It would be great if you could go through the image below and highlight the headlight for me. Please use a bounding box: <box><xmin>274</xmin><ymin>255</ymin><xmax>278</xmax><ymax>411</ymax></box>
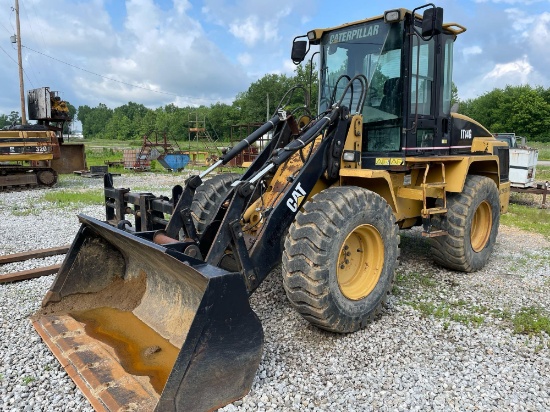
<box><xmin>343</xmin><ymin>151</ymin><xmax>360</xmax><ymax>162</ymax></box>
<box><xmin>307</xmin><ymin>30</ymin><xmax>316</xmax><ymax>41</ymax></box>
<box><xmin>384</xmin><ymin>10</ymin><xmax>400</xmax><ymax>23</ymax></box>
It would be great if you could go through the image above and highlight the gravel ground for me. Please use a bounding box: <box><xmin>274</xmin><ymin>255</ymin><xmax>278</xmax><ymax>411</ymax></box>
<box><xmin>1</xmin><ymin>173</ymin><xmax>549</xmax><ymax>412</ymax></box>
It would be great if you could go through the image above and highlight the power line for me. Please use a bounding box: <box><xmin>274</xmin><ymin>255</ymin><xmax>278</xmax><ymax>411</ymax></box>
<box><xmin>0</xmin><ymin>19</ymin><xmax>11</xmax><ymax>34</ymax></box>
<box><xmin>20</xmin><ymin>0</ymin><xmax>44</xmax><ymax>85</ymax></box>
<box><xmin>26</xmin><ymin>0</ymin><xmax>48</xmax><ymax>53</ymax></box>
<box><xmin>23</xmin><ymin>45</ymin><xmax>225</xmax><ymax>103</ymax></box>
<box><xmin>9</xmin><ymin>6</ymin><xmax>15</xmax><ymax>32</ymax></box>
<box><xmin>0</xmin><ymin>43</ymin><xmax>17</xmax><ymax>64</ymax></box>
<box><xmin>0</xmin><ymin>43</ymin><xmax>35</xmax><ymax>88</ymax></box>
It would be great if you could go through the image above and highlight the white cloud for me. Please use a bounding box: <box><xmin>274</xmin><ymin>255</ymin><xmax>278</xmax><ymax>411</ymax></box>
<box><xmin>483</xmin><ymin>56</ymin><xmax>533</xmax><ymax>80</ymax></box>
<box><xmin>504</xmin><ymin>8</ymin><xmax>536</xmax><ymax>33</ymax></box>
<box><xmin>462</xmin><ymin>45</ymin><xmax>483</xmax><ymax>57</ymax></box>
<box><xmin>0</xmin><ymin>0</ymin><xmax>252</xmax><ymax>111</ymax></box>
<box><xmin>530</xmin><ymin>12</ymin><xmax>550</xmax><ymax>58</ymax></box>
<box><xmin>228</xmin><ymin>7</ymin><xmax>290</xmax><ymax>47</ymax></box>
<box><xmin>229</xmin><ymin>16</ymin><xmax>263</xmax><ymax>46</ymax></box>
<box><xmin>238</xmin><ymin>53</ymin><xmax>252</xmax><ymax>66</ymax></box>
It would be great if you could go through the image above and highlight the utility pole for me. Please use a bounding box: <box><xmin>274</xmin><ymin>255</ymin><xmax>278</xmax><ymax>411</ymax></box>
<box><xmin>15</xmin><ymin>0</ymin><xmax>26</xmax><ymax>125</ymax></box>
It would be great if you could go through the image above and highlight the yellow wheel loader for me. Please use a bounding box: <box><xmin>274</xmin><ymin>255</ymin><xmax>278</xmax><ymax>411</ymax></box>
<box><xmin>33</xmin><ymin>4</ymin><xmax>510</xmax><ymax>411</ymax></box>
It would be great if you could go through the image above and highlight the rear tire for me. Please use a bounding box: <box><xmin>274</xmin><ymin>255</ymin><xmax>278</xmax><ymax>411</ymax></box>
<box><xmin>430</xmin><ymin>175</ymin><xmax>500</xmax><ymax>272</ymax></box>
<box><xmin>190</xmin><ymin>173</ymin><xmax>239</xmax><ymax>234</ymax></box>
<box><xmin>282</xmin><ymin>186</ymin><xmax>399</xmax><ymax>333</ymax></box>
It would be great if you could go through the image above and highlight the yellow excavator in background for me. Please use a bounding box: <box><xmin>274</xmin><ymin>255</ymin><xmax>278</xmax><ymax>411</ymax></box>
<box><xmin>33</xmin><ymin>5</ymin><xmax>509</xmax><ymax>411</ymax></box>
<box><xmin>0</xmin><ymin>87</ymin><xmax>86</xmax><ymax>189</ymax></box>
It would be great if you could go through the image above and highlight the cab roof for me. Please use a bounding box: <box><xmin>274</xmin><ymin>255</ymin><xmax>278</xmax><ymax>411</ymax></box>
<box><xmin>307</xmin><ymin>8</ymin><xmax>465</xmax><ymax>45</ymax></box>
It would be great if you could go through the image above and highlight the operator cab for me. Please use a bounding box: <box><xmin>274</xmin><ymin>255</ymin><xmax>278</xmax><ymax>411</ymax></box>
<box><xmin>292</xmin><ymin>5</ymin><xmax>481</xmax><ymax>170</ymax></box>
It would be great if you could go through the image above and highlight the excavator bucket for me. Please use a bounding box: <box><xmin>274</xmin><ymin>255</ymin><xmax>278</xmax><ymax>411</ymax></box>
<box><xmin>32</xmin><ymin>215</ymin><xmax>264</xmax><ymax>412</ymax></box>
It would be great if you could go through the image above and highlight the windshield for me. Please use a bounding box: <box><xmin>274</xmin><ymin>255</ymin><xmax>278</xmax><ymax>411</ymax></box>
<box><xmin>319</xmin><ymin>20</ymin><xmax>404</xmax><ymax>149</ymax></box>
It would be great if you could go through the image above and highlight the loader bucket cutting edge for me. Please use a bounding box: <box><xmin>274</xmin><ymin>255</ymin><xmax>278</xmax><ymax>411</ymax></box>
<box><xmin>32</xmin><ymin>214</ymin><xmax>264</xmax><ymax>412</ymax></box>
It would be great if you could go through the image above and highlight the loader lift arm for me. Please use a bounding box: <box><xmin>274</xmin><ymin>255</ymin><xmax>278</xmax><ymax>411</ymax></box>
<box><xmin>108</xmin><ymin>76</ymin><xmax>367</xmax><ymax>295</ymax></box>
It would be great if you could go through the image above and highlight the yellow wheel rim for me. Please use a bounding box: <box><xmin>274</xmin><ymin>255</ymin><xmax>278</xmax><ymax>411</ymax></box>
<box><xmin>337</xmin><ymin>224</ymin><xmax>384</xmax><ymax>300</ymax></box>
<box><xmin>471</xmin><ymin>200</ymin><xmax>492</xmax><ymax>252</ymax></box>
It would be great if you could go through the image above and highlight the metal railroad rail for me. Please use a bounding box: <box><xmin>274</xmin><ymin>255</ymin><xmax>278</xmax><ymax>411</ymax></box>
<box><xmin>0</xmin><ymin>245</ymin><xmax>69</xmax><ymax>283</ymax></box>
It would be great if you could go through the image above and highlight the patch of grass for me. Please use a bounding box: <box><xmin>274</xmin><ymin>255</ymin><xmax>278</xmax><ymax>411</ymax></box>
<box><xmin>491</xmin><ymin>308</ymin><xmax>513</xmax><ymax>320</ymax></box>
<box><xmin>43</xmin><ymin>365</ymin><xmax>52</xmax><ymax>371</ymax></box>
<box><xmin>41</xmin><ymin>189</ymin><xmax>104</xmax><ymax>206</ymax></box>
<box><xmin>85</xmin><ymin>147</ymin><xmax>128</xmax><ymax>172</ymax></box>
<box><xmin>536</xmin><ymin>165</ymin><xmax>550</xmax><ymax>181</ymax></box>
<box><xmin>501</xmin><ymin>203</ymin><xmax>550</xmax><ymax>238</ymax></box>
<box><xmin>451</xmin><ymin>313</ymin><xmax>485</xmax><ymax>327</ymax></box>
<box><xmin>512</xmin><ymin>306</ymin><xmax>550</xmax><ymax>336</ymax></box>
<box><xmin>22</xmin><ymin>376</ymin><xmax>35</xmax><ymax>385</ymax></box>
<box><xmin>406</xmin><ymin>299</ymin><xmax>486</xmax><ymax>327</ymax></box>
<box><xmin>393</xmin><ymin>270</ymin><xmax>437</xmax><ymax>298</ymax></box>
<box><xmin>529</xmin><ymin>141</ymin><xmax>550</xmax><ymax>161</ymax></box>
<box><xmin>502</xmin><ymin>250</ymin><xmax>550</xmax><ymax>275</ymax></box>
<box><xmin>395</xmin><ymin>271</ymin><xmax>437</xmax><ymax>288</ymax></box>
<box><xmin>11</xmin><ymin>206</ymin><xmax>40</xmax><ymax>216</ymax></box>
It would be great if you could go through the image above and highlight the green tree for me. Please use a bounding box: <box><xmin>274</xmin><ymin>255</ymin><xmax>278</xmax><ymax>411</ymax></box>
<box><xmin>138</xmin><ymin>110</ymin><xmax>158</xmax><ymax>136</ymax></box>
<box><xmin>114</xmin><ymin>102</ymin><xmax>149</xmax><ymax>123</ymax></box>
<box><xmin>0</xmin><ymin>114</ymin><xmax>9</xmax><ymax>128</ymax></box>
<box><xmin>451</xmin><ymin>82</ymin><xmax>459</xmax><ymax>108</ymax></box>
<box><xmin>293</xmin><ymin>61</ymin><xmax>318</xmax><ymax>113</ymax></box>
<box><xmin>208</xmin><ymin>102</ymin><xmax>241</xmax><ymax>141</ymax></box>
<box><xmin>77</xmin><ymin>103</ymin><xmax>113</xmax><ymax>138</ymax></box>
<box><xmin>460</xmin><ymin>85</ymin><xmax>550</xmax><ymax>140</ymax></box>
<box><xmin>233</xmin><ymin>73</ymin><xmax>295</xmax><ymax>123</ymax></box>
<box><xmin>8</xmin><ymin>111</ymin><xmax>20</xmax><ymax>125</ymax></box>
<box><xmin>63</xmin><ymin>102</ymin><xmax>77</xmax><ymax>134</ymax></box>
<box><xmin>105</xmin><ymin>112</ymin><xmax>132</xmax><ymax>140</ymax></box>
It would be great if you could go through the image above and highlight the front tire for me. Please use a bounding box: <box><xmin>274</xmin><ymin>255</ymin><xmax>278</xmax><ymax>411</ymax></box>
<box><xmin>282</xmin><ymin>186</ymin><xmax>399</xmax><ymax>333</ymax></box>
<box><xmin>190</xmin><ymin>173</ymin><xmax>239</xmax><ymax>234</ymax></box>
<box><xmin>430</xmin><ymin>175</ymin><xmax>500</xmax><ymax>272</ymax></box>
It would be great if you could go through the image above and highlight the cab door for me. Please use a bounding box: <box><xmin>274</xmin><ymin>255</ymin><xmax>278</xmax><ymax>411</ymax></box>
<box><xmin>405</xmin><ymin>30</ymin><xmax>454</xmax><ymax>156</ymax></box>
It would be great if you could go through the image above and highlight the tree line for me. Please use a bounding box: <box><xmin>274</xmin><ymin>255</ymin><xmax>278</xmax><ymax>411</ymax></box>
<box><xmin>459</xmin><ymin>85</ymin><xmax>550</xmax><ymax>142</ymax></box>
<box><xmin>76</xmin><ymin>63</ymin><xmax>317</xmax><ymax>142</ymax></box>
<box><xmin>2</xmin><ymin>73</ymin><xmax>549</xmax><ymax>142</ymax></box>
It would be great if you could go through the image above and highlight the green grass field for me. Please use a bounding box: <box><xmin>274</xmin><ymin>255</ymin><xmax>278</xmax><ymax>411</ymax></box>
<box><xmin>529</xmin><ymin>141</ymin><xmax>550</xmax><ymax>161</ymax></box>
<box><xmin>77</xmin><ymin>138</ymin><xmax>550</xmax><ymax>238</ymax></box>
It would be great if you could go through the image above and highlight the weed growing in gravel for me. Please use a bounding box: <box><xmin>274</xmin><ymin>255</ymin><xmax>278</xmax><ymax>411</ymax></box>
<box><xmin>22</xmin><ymin>376</ymin><xmax>35</xmax><ymax>385</ymax></box>
<box><xmin>504</xmin><ymin>250</ymin><xmax>550</xmax><ymax>274</ymax></box>
<box><xmin>11</xmin><ymin>206</ymin><xmax>40</xmax><ymax>216</ymax></box>
<box><xmin>491</xmin><ymin>308</ymin><xmax>513</xmax><ymax>320</ymax></box>
<box><xmin>406</xmin><ymin>299</ymin><xmax>487</xmax><ymax>327</ymax></box>
<box><xmin>395</xmin><ymin>271</ymin><xmax>437</xmax><ymax>290</ymax></box>
<box><xmin>512</xmin><ymin>306</ymin><xmax>550</xmax><ymax>335</ymax></box>
<box><xmin>41</xmin><ymin>190</ymin><xmax>104</xmax><ymax>206</ymax></box>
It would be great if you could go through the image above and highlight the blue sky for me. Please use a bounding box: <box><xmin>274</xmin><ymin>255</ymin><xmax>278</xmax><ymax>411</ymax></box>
<box><xmin>1</xmin><ymin>0</ymin><xmax>550</xmax><ymax>123</ymax></box>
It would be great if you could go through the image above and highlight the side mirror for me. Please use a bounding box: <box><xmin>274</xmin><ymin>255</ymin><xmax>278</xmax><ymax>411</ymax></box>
<box><xmin>291</xmin><ymin>39</ymin><xmax>308</xmax><ymax>65</ymax></box>
<box><xmin>422</xmin><ymin>6</ymin><xmax>443</xmax><ymax>38</ymax></box>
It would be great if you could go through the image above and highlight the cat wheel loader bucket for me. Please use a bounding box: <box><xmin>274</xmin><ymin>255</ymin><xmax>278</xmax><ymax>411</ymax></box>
<box><xmin>32</xmin><ymin>215</ymin><xmax>264</xmax><ymax>412</ymax></box>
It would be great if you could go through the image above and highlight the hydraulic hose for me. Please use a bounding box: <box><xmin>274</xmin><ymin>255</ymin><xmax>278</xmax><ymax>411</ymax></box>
<box><xmin>270</xmin><ymin>107</ymin><xmax>341</xmax><ymax>166</ymax></box>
